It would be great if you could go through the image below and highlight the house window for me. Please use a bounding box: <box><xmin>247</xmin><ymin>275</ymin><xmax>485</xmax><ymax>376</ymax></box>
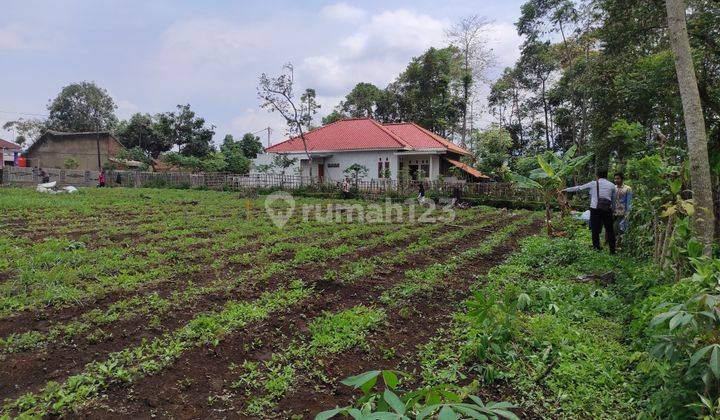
<box><xmin>384</xmin><ymin>161</ymin><xmax>390</xmax><ymax>177</ymax></box>
<box><xmin>378</xmin><ymin>161</ymin><xmax>383</xmax><ymax>178</ymax></box>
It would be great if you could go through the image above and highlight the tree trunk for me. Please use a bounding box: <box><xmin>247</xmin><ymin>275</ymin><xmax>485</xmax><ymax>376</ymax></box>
<box><xmin>461</xmin><ymin>53</ymin><xmax>470</xmax><ymax>149</ymax></box>
<box><xmin>666</xmin><ymin>0</ymin><xmax>715</xmax><ymax>256</ymax></box>
<box><xmin>541</xmin><ymin>78</ymin><xmax>551</xmax><ymax>150</ymax></box>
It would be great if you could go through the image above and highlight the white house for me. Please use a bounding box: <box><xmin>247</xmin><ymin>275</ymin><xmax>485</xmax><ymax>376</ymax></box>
<box><xmin>254</xmin><ymin>118</ymin><xmax>488</xmax><ymax>182</ymax></box>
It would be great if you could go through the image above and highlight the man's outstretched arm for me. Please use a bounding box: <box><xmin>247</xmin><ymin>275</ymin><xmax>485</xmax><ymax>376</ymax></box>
<box><xmin>562</xmin><ymin>181</ymin><xmax>593</xmax><ymax>193</ymax></box>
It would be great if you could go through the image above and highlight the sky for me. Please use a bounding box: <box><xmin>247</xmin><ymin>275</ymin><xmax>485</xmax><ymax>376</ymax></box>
<box><xmin>0</xmin><ymin>0</ymin><xmax>526</xmax><ymax>147</ymax></box>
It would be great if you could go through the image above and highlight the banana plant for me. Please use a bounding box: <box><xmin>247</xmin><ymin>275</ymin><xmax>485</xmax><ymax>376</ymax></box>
<box><xmin>510</xmin><ymin>146</ymin><xmax>593</xmax><ymax>235</ymax></box>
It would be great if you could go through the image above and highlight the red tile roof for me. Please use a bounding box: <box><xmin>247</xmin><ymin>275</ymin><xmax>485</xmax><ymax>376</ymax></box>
<box><xmin>444</xmin><ymin>157</ymin><xmax>490</xmax><ymax>179</ymax></box>
<box><xmin>0</xmin><ymin>139</ymin><xmax>21</xmax><ymax>150</ymax></box>
<box><xmin>383</xmin><ymin>122</ymin><xmax>470</xmax><ymax>155</ymax></box>
<box><xmin>265</xmin><ymin>118</ymin><xmax>470</xmax><ymax>155</ymax></box>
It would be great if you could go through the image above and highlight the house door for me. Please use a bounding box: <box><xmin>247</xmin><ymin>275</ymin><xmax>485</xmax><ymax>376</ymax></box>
<box><xmin>409</xmin><ymin>164</ymin><xmax>418</xmax><ymax>180</ymax></box>
<box><xmin>318</xmin><ymin>164</ymin><xmax>325</xmax><ymax>181</ymax></box>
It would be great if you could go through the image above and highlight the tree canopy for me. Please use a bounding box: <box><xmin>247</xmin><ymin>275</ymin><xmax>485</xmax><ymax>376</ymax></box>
<box><xmin>47</xmin><ymin>81</ymin><xmax>118</xmax><ymax>132</ymax></box>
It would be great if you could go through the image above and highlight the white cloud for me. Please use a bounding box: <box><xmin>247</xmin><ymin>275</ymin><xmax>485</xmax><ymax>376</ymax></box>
<box><xmin>116</xmin><ymin>99</ymin><xmax>140</xmax><ymax>120</ymax></box>
<box><xmin>231</xmin><ymin>108</ymin><xmax>288</xmax><ymax>145</ymax></box>
<box><xmin>151</xmin><ymin>18</ymin><xmax>286</xmax><ymax>93</ymax></box>
<box><xmin>300</xmin><ymin>55</ymin><xmax>349</xmax><ymax>90</ymax></box>
<box><xmin>0</xmin><ymin>24</ymin><xmax>52</xmax><ymax>51</ymax></box>
<box><xmin>320</xmin><ymin>3</ymin><xmax>367</xmax><ymax>24</ymax></box>
<box><xmin>485</xmin><ymin>22</ymin><xmax>524</xmax><ymax>70</ymax></box>
<box><xmin>355</xmin><ymin>10</ymin><xmax>448</xmax><ymax>56</ymax></box>
<box><xmin>295</xmin><ymin>8</ymin><xmax>449</xmax><ymax>107</ymax></box>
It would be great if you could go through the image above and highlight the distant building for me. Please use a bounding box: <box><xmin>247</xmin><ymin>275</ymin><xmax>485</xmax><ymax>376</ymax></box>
<box><xmin>257</xmin><ymin>118</ymin><xmax>489</xmax><ymax>181</ymax></box>
<box><xmin>0</xmin><ymin>139</ymin><xmax>22</xmax><ymax>167</ymax></box>
<box><xmin>25</xmin><ymin>131</ymin><xmax>126</xmax><ymax>171</ymax></box>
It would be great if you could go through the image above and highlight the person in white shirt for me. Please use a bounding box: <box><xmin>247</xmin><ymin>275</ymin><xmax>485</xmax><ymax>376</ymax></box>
<box><xmin>563</xmin><ymin>170</ymin><xmax>617</xmax><ymax>254</ymax></box>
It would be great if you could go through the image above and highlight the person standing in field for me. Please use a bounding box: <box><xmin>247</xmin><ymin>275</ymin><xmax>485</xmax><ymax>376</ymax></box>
<box><xmin>563</xmin><ymin>170</ymin><xmax>617</xmax><ymax>254</ymax></box>
<box><xmin>613</xmin><ymin>172</ymin><xmax>632</xmax><ymax>242</ymax></box>
<box><xmin>341</xmin><ymin>178</ymin><xmax>350</xmax><ymax>199</ymax></box>
<box><xmin>98</xmin><ymin>170</ymin><xmax>106</xmax><ymax>188</ymax></box>
<box><xmin>39</xmin><ymin>168</ymin><xmax>50</xmax><ymax>183</ymax></box>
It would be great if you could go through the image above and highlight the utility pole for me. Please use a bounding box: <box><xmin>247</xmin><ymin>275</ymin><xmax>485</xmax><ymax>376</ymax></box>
<box><xmin>96</xmin><ymin>123</ymin><xmax>102</xmax><ymax>170</ymax></box>
<box><xmin>266</xmin><ymin>127</ymin><xmax>272</xmax><ymax>148</ymax></box>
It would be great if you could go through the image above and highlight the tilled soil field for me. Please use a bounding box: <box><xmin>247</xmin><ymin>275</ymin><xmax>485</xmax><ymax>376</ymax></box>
<box><xmin>0</xmin><ymin>188</ymin><xmax>540</xmax><ymax>419</ymax></box>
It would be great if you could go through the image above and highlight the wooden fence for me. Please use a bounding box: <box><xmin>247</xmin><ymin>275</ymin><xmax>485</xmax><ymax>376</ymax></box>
<box><xmin>0</xmin><ymin>166</ymin><xmax>541</xmax><ymax>203</ymax></box>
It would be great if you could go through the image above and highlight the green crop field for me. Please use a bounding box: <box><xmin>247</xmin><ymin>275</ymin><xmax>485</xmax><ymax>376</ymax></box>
<box><xmin>0</xmin><ymin>187</ymin><xmax>542</xmax><ymax>418</ymax></box>
<box><xmin>0</xmin><ymin>187</ymin><xmax>689</xmax><ymax>419</ymax></box>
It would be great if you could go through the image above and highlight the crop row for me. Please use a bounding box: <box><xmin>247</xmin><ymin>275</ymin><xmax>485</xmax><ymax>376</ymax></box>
<box><xmin>0</xmin><ymin>208</ymin><xmax>496</xmax><ymax>408</ymax></box>
<box><xmin>223</xmin><ymin>214</ymin><xmax>538</xmax><ymax>416</ymax></box>
<box><xmin>1</xmin><ymin>201</ymin><xmax>439</xmax><ymax>318</ymax></box>
<box><xmin>2</xmin><ymin>281</ymin><xmax>312</xmax><ymax>418</ymax></box>
<box><xmin>4</xmin><ymin>204</ymin><xmax>487</xmax><ymax>338</ymax></box>
<box><xmin>0</xmin><ymin>214</ymin><xmax>432</xmax><ymax>353</ymax></box>
<box><xmin>1</xmin><ymin>206</ymin><xmax>506</xmax><ymax>414</ymax></box>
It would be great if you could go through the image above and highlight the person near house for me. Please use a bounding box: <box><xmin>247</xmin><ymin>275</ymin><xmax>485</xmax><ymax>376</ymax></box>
<box><xmin>613</xmin><ymin>172</ymin><xmax>632</xmax><ymax>237</ymax></box>
<box><xmin>39</xmin><ymin>168</ymin><xmax>50</xmax><ymax>183</ymax></box>
<box><xmin>98</xmin><ymin>170</ymin><xmax>106</xmax><ymax>188</ymax></box>
<box><xmin>418</xmin><ymin>182</ymin><xmax>425</xmax><ymax>200</ymax></box>
<box><xmin>563</xmin><ymin>170</ymin><xmax>617</xmax><ymax>254</ymax></box>
<box><xmin>341</xmin><ymin>178</ymin><xmax>350</xmax><ymax>199</ymax></box>
<box><xmin>452</xmin><ymin>185</ymin><xmax>462</xmax><ymax>207</ymax></box>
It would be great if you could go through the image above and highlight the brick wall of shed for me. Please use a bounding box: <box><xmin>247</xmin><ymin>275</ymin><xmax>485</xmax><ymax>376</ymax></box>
<box><xmin>26</xmin><ymin>135</ymin><xmax>119</xmax><ymax>171</ymax></box>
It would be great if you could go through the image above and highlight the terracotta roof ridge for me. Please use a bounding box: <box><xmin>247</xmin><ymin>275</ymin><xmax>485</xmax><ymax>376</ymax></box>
<box><xmin>368</xmin><ymin>119</ymin><xmax>413</xmax><ymax>149</ymax></box>
<box><xmin>408</xmin><ymin>122</ymin><xmax>471</xmax><ymax>155</ymax></box>
<box><xmin>266</xmin><ymin>117</ymin><xmax>368</xmax><ymax>151</ymax></box>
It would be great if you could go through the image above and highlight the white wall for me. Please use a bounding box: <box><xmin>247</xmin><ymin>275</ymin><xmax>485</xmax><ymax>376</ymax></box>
<box><xmin>323</xmin><ymin>150</ymin><xmax>397</xmax><ymax>181</ymax></box>
<box><xmin>252</xmin><ymin>151</ymin><xmax>452</xmax><ymax>181</ymax></box>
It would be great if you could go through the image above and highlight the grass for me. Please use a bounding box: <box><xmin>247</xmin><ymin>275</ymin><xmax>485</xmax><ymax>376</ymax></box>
<box><xmin>413</xmin><ymin>224</ymin><xmax>668</xmax><ymax>419</ymax></box>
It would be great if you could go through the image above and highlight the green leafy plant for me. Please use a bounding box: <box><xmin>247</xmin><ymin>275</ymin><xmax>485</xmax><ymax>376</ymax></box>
<box><xmin>316</xmin><ymin>370</ymin><xmax>519</xmax><ymax>420</ymax></box>
<box><xmin>509</xmin><ymin>145</ymin><xmax>592</xmax><ymax>235</ymax></box>
<box><xmin>650</xmin><ymin>250</ymin><xmax>720</xmax><ymax>404</ymax></box>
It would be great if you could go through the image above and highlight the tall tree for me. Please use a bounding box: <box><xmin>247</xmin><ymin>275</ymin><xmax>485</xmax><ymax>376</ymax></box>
<box><xmin>259</xmin><ymin>63</ymin><xmax>320</xmax><ymax>179</ymax></box>
<box><xmin>47</xmin><ymin>81</ymin><xmax>118</xmax><ymax>132</ymax></box>
<box><xmin>394</xmin><ymin>46</ymin><xmax>465</xmax><ymax>137</ymax></box>
<box><xmin>2</xmin><ymin>118</ymin><xmax>47</xmax><ymax>146</ymax></box>
<box><xmin>445</xmin><ymin>15</ymin><xmax>494</xmax><ymax>147</ymax></box>
<box><xmin>220</xmin><ymin>134</ymin><xmax>251</xmax><ymax>174</ymax></box>
<box><xmin>155</xmin><ymin>104</ymin><xmax>215</xmax><ymax>158</ymax></box>
<box><xmin>518</xmin><ymin>40</ymin><xmax>556</xmax><ymax>150</ymax></box>
<box><xmin>239</xmin><ymin>132</ymin><xmax>263</xmax><ymax>159</ymax></box>
<box><xmin>340</xmin><ymin>83</ymin><xmax>383</xmax><ymax>118</ymax></box>
<box><xmin>666</xmin><ymin>0</ymin><xmax>715</xmax><ymax>255</ymax></box>
<box><xmin>115</xmin><ymin>113</ymin><xmax>172</xmax><ymax>158</ymax></box>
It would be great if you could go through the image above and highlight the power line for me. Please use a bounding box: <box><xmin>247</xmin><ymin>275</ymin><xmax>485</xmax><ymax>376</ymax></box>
<box><xmin>0</xmin><ymin>110</ymin><xmax>49</xmax><ymax>118</ymax></box>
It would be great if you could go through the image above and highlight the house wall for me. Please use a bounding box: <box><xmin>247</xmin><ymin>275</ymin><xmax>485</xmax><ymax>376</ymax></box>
<box><xmin>322</xmin><ymin>150</ymin><xmax>398</xmax><ymax>181</ymax></box>
<box><xmin>26</xmin><ymin>135</ymin><xmax>120</xmax><ymax>171</ymax></box>
<box><xmin>255</xmin><ymin>150</ymin><xmax>400</xmax><ymax>181</ymax></box>
<box><xmin>254</xmin><ymin>151</ymin><xmax>461</xmax><ymax>181</ymax></box>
